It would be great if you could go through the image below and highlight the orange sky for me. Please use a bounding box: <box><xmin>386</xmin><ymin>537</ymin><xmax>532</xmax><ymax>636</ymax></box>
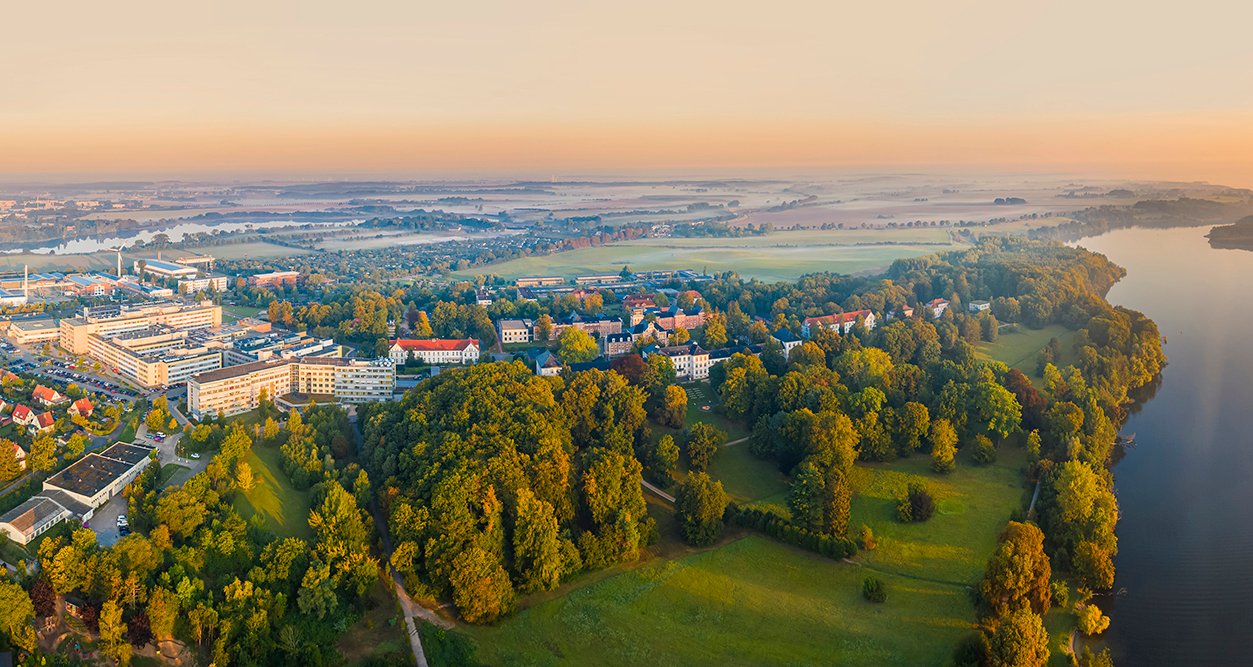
<box><xmin>5</xmin><ymin>1</ymin><xmax>1253</xmax><ymax>184</ymax></box>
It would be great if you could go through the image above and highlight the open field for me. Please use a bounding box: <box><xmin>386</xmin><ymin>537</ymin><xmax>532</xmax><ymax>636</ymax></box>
<box><xmin>976</xmin><ymin>324</ymin><xmax>1081</xmax><ymax>384</ymax></box>
<box><xmin>850</xmin><ymin>446</ymin><xmax>1030</xmax><ymax>585</ymax></box>
<box><xmin>0</xmin><ymin>252</ymin><xmax>116</xmax><ymax>273</ymax></box>
<box><xmin>460</xmin><ymin>230</ymin><xmax>966</xmax><ymax>282</ymax></box>
<box><xmin>457</xmin><ymin>535</ymin><xmax>975</xmax><ymax>667</ymax></box>
<box><xmin>222</xmin><ymin>304</ymin><xmax>264</xmax><ymax>322</ymax></box>
<box><xmin>172</xmin><ymin>241</ymin><xmax>313</xmax><ymax>260</ymax></box>
<box><xmin>232</xmin><ymin>445</ymin><xmax>313</xmax><ymax>539</ymax></box>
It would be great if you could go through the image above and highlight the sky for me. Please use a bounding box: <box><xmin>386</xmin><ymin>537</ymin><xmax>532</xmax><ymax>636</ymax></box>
<box><xmin>5</xmin><ymin>0</ymin><xmax>1253</xmax><ymax>184</ymax></box>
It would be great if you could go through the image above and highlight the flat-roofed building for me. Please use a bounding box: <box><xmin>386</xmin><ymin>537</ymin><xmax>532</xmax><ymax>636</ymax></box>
<box><xmin>7</xmin><ymin>318</ymin><xmax>60</xmax><ymax>345</ymax></box>
<box><xmin>188</xmin><ymin>357</ymin><xmax>395</xmax><ymax>419</ymax></box>
<box><xmin>134</xmin><ymin>258</ymin><xmax>199</xmax><ymax>280</ymax></box>
<box><xmin>515</xmin><ymin>276</ymin><xmax>564</xmax><ymax>288</ymax></box>
<box><xmin>178</xmin><ymin>274</ymin><xmax>229</xmax><ymax>295</ymax></box>
<box><xmin>248</xmin><ymin>270</ymin><xmax>300</xmax><ymax>288</ymax></box>
<box><xmin>43</xmin><ymin>443</ymin><xmax>155</xmax><ymax>510</ymax></box>
<box><xmin>0</xmin><ymin>287</ymin><xmax>28</xmax><ymax>306</ymax></box>
<box><xmin>87</xmin><ymin>326</ymin><xmax>222</xmax><ymax>388</ymax></box>
<box><xmin>574</xmin><ymin>273</ymin><xmax>622</xmax><ymax>285</ymax></box>
<box><xmin>59</xmin><ymin>301</ymin><xmax>221</xmax><ymax>354</ymax></box>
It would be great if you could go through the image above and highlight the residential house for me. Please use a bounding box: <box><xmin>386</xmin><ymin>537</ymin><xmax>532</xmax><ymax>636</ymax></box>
<box><xmin>927</xmin><ymin>298</ymin><xmax>950</xmax><ymax>318</ymax></box>
<box><xmin>475</xmin><ymin>289</ymin><xmax>493</xmax><ymax>306</ymax></box>
<box><xmin>68</xmin><ymin>398</ymin><xmax>93</xmax><ymax>418</ymax></box>
<box><xmin>533</xmin><ymin>350</ymin><xmax>563</xmax><ymax>377</ymax></box>
<box><xmin>13</xmin><ymin>405</ymin><xmax>54</xmax><ymax>433</ymax></box>
<box><xmin>800</xmin><ymin>310</ymin><xmax>876</xmax><ymax>337</ymax></box>
<box><xmin>887</xmin><ymin>306</ymin><xmax>915</xmax><ymax>320</ymax></box>
<box><xmin>9</xmin><ymin>442</ymin><xmax>25</xmax><ymax>471</ymax></box>
<box><xmin>968</xmin><ymin>300</ymin><xmax>991</xmax><ymax>313</ymax></box>
<box><xmin>32</xmin><ymin>385</ymin><xmax>66</xmax><ymax>407</ymax></box>
<box><xmin>388</xmin><ymin>339</ymin><xmax>479</xmax><ymax>365</ymax></box>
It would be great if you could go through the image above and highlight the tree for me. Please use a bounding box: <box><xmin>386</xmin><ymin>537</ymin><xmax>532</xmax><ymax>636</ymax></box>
<box><xmin>895</xmin><ymin>401</ymin><xmax>930</xmax><ymax>453</ymax></box>
<box><xmin>414</xmin><ymin>311</ymin><xmax>434</xmax><ymax>338</ymax></box>
<box><xmin>534</xmin><ymin>314</ymin><xmax>554</xmax><ymax>342</ymax></box>
<box><xmin>99</xmin><ymin>600</ymin><xmax>132</xmax><ymax>665</ymax></box>
<box><xmin>702</xmin><ymin>312</ymin><xmax>728</xmax><ymax>348</ymax></box>
<box><xmin>513</xmin><ymin>489</ymin><xmax>567</xmax><ymax>593</ymax></box>
<box><xmin>449</xmin><ymin>546</ymin><xmax>515</xmax><ymax>624</ymax></box>
<box><xmin>980</xmin><ymin>521</ymin><xmax>1052</xmax><ymax>617</ymax></box>
<box><xmin>66</xmin><ymin>433</ymin><xmax>87</xmax><ymax>459</ymax></box>
<box><xmin>557</xmin><ymin>327</ymin><xmax>599</xmax><ymax>364</ymax></box>
<box><xmin>898</xmin><ymin>482</ymin><xmax>935</xmax><ymax>522</ymax></box>
<box><xmin>235</xmin><ymin>460</ymin><xmax>256</xmax><ymax>491</ymax></box>
<box><xmin>147</xmin><ymin>587</ymin><xmax>180</xmax><ymax>642</ymax></box>
<box><xmin>685</xmin><ymin>422</ymin><xmax>725</xmax><ymax>472</ymax></box>
<box><xmin>659</xmin><ymin>385</ymin><xmax>687</xmax><ymax>428</ymax></box>
<box><xmin>859</xmin><ymin>524</ymin><xmax>877</xmax><ymax>550</ymax></box>
<box><xmin>671</xmin><ymin>326</ymin><xmax>690</xmax><ymax>345</ymax></box>
<box><xmin>0</xmin><ymin>579</ymin><xmax>35</xmax><ymax>653</ymax></box>
<box><xmin>262</xmin><ymin>417</ymin><xmax>280</xmax><ymax>441</ymax></box>
<box><xmin>643</xmin><ymin>354</ymin><xmax>677</xmax><ymax>396</ymax></box>
<box><xmin>1076</xmin><ymin>603</ymin><xmax>1110</xmax><ymax>636</ymax></box>
<box><xmin>0</xmin><ymin>440</ymin><xmax>20</xmax><ymax>481</ymax></box>
<box><xmin>674</xmin><ymin>472</ymin><xmax>729</xmax><ymax>546</ymax></box>
<box><xmin>972</xmin><ymin>434</ymin><xmax>997</xmax><ymax>465</ymax></box>
<box><xmin>987</xmin><ymin>609</ymin><xmax>1050</xmax><ymax>667</ymax></box>
<box><xmin>788</xmin><ymin>460</ymin><xmax>852</xmax><ymax>536</ymax></box>
<box><xmin>28</xmin><ymin>434</ymin><xmax>55</xmax><ymax>472</ymax></box>
<box><xmin>929</xmin><ymin>419</ymin><xmax>958</xmax><ymax>473</ymax></box>
<box><xmin>862</xmin><ymin>576</ymin><xmax>886</xmax><ymax>603</ymax></box>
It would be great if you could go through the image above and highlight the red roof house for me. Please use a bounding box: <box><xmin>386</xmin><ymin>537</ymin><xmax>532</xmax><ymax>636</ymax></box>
<box><xmin>32</xmin><ymin>385</ymin><xmax>66</xmax><ymax>407</ymax></box>
<box><xmin>69</xmin><ymin>398</ymin><xmax>93</xmax><ymax>418</ymax></box>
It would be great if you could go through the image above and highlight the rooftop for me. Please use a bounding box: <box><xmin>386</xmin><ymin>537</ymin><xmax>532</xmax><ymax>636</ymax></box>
<box><xmin>45</xmin><ymin>453</ymin><xmax>141</xmax><ymax>499</ymax></box>
<box><xmin>99</xmin><ymin>443</ymin><xmax>155</xmax><ymax>467</ymax></box>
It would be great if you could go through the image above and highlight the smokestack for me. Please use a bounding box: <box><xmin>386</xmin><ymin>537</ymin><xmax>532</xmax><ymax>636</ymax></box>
<box><xmin>116</xmin><ymin>248</ymin><xmax>122</xmax><ymax>278</ymax></box>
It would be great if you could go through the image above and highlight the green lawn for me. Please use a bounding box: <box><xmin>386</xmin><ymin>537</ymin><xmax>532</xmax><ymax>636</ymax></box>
<box><xmin>457</xmin><ymin>230</ymin><xmax>967</xmax><ymax>282</ymax></box>
<box><xmin>222</xmin><ymin>304</ymin><xmax>263</xmax><ymax>322</ymax></box>
<box><xmin>456</xmin><ymin>535</ymin><xmax>975</xmax><ymax>667</ymax></box>
<box><xmin>707</xmin><ymin>441</ymin><xmax>790</xmax><ymax>504</ymax></box>
<box><xmin>976</xmin><ymin>324</ymin><xmax>1081</xmax><ymax>385</ymax></box>
<box><xmin>156</xmin><ymin>464</ymin><xmax>191</xmax><ymax>488</ymax></box>
<box><xmin>850</xmin><ymin>446</ymin><xmax>1031</xmax><ymax>585</ymax></box>
<box><xmin>232</xmin><ymin>445</ymin><xmax>313</xmax><ymax>539</ymax></box>
<box><xmin>681</xmin><ymin>381</ymin><xmax>749</xmax><ymax>441</ymax></box>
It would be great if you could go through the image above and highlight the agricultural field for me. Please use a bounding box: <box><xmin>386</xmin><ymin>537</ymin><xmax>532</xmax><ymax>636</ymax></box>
<box><xmin>231</xmin><ymin>445</ymin><xmax>313</xmax><ymax>539</ymax></box>
<box><xmin>0</xmin><ymin>251</ymin><xmax>116</xmax><ymax>273</ymax></box>
<box><xmin>460</xmin><ymin>229</ymin><xmax>967</xmax><ymax>282</ymax></box>
<box><xmin>170</xmin><ymin>241</ymin><xmax>312</xmax><ymax>260</ymax></box>
<box><xmin>976</xmin><ymin>324</ymin><xmax>1081</xmax><ymax>384</ymax></box>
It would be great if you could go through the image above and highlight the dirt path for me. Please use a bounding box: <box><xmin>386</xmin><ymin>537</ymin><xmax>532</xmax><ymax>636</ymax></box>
<box><xmin>641</xmin><ymin>479</ymin><xmax>675</xmax><ymax>503</ymax></box>
<box><xmin>723</xmin><ymin>437</ymin><xmax>749</xmax><ymax>447</ymax></box>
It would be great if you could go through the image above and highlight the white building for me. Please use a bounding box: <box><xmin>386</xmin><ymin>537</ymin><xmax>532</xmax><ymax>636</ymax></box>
<box><xmin>800</xmin><ymin>310</ymin><xmax>876</xmax><ymax>337</ymax></box>
<box><xmin>968</xmin><ymin>300</ymin><xmax>991</xmax><ymax>313</ymax></box>
<box><xmin>927</xmin><ymin>298</ymin><xmax>951</xmax><ymax>318</ymax></box>
<box><xmin>497</xmin><ymin>319</ymin><xmax>533</xmax><ymax>345</ymax></box>
<box><xmin>388</xmin><ymin>339</ymin><xmax>479</xmax><ymax>365</ymax></box>
<box><xmin>651</xmin><ymin>343</ymin><xmax>712</xmax><ymax>380</ymax></box>
<box><xmin>187</xmin><ymin>357</ymin><xmax>396</xmax><ymax>419</ymax></box>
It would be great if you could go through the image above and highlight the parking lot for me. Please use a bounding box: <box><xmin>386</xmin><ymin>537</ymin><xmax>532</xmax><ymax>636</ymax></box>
<box><xmin>90</xmin><ymin>492</ymin><xmax>129</xmax><ymax>547</ymax></box>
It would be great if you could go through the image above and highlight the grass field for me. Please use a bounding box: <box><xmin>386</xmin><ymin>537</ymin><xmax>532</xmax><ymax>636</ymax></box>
<box><xmin>458</xmin><ymin>535</ymin><xmax>975</xmax><ymax>667</ymax></box>
<box><xmin>0</xmin><ymin>252</ymin><xmax>116</xmax><ymax>273</ymax></box>
<box><xmin>976</xmin><ymin>324</ymin><xmax>1081</xmax><ymax>385</ymax></box>
<box><xmin>171</xmin><ymin>241</ymin><xmax>313</xmax><ymax>260</ymax></box>
<box><xmin>222</xmin><ymin>304</ymin><xmax>264</xmax><ymax>322</ymax></box>
<box><xmin>232</xmin><ymin>445</ymin><xmax>313</xmax><ymax>539</ymax></box>
<box><xmin>458</xmin><ymin>230</ymin><xmax>966</xmax><ymax>282</ymax></box>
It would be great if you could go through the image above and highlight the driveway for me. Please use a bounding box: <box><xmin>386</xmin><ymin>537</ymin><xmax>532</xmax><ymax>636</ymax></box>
<box><xmin>90</xmin><ymin>492</ymin><xmax>129</xmax><ymax>547</ymax></box>
<box><xmin>133</xmin><ymin>425</ymin><xmax>207</xmax><ymax>482</ymax></box>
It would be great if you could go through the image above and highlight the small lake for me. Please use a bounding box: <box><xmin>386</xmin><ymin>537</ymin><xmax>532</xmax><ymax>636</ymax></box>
<box><xmin>1074</xmin><ymin>226</ymin><xmax>1253</xmax><ymax>665</ymax></box>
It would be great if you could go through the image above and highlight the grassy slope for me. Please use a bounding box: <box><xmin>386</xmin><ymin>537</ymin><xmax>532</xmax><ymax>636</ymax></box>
<box><xmin>461</xmin><ymin>535</ymin><xmax>973</xmax><ymax>667</ymax></box>
<box><xmin>231</xmin><ymin>445</ymin><xmax>313</xmax><ymax>539</ymax></box>
<box><xmin>976</xmin><ymin>324</ymin><xmax>1081</xmax><ymax>386</ymax></box>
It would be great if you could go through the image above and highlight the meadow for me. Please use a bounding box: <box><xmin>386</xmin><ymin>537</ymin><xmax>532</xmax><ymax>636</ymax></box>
<box><xmin>976</xmin><ymin>324</ymin><xmax>1081</xmax><ymax>385</ymax></box>
<box><xmin>231</xmin><ymin>445</ymin><xmax>313</xmax><ymax>539</ymax></box>
<box><xmin>458</xmin><ymin>229</ymin><xmax>966</xmax><ymax>282</ymax></box>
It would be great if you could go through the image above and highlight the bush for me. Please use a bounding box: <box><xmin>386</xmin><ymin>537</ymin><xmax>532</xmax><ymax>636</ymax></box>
<box><xmin>1076</xmin><ymin>603</ymin><xmax>1110</xmax><ymax>636</ymax></box>
<box><xmin>951</xmin><ymin>631</ymin><xmax>990</xmax><ymax>667</ymax></box>
<box><xmin>725</xmin><ymin>504</ymin><xmax>857</xmax><ymax>560</ymax></box>
<box><xmin>971</xmin><ymin>435</ymin><xmax>997</xmax><ymax>465</ymax></box>
<box><xmin>859</xmin><ymin>524</ymin><xmax>876</xmax><ymax>551</ymax></box>
<box><xmin>898</xmin><ymin>482</ymin><xmax>935</xmax><ymax>523</ymax></box>
<box><xmin>1050</xmin><ymin>580</ymin><xmax>1070</xmax><ymax>607</ymax></box>
<box><xmin>862</xmin><ymin>577</ymin><xmax>886</xmax><ymax>603</ymax></box>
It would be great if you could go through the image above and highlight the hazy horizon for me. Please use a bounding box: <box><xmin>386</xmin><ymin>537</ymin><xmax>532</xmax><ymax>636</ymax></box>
<box><xmin>5</xmin><ymin>0</ymin><xmax>1253</xmax><ymax>186</ymax></box>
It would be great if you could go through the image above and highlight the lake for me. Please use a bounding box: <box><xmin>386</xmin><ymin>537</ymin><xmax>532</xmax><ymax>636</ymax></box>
<box><xmin>2</xmin><ymin>219</ymin><xmax>357</xmax><ymax>255</ymax></box>
<box><xmin>1075</xmin><ymin>226</ymin><xmax>1253</xmax><ymax>665</ymax></box>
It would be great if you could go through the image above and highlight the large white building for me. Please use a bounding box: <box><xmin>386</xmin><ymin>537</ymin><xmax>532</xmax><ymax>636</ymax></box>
<box><xmin>59</xmin><ymin>302</ymin><xmax>222</xmax><ymax>354</ymax></box>
<box><xmin>178</xmin><ymin>274</ymin><xmax>229</xmax><ymax>295</ymax></box>
<box><xmin>187</xmin><ymin>357</ymin><xmax>396</xmax><ymax>418</ymax></box>
<box><xmin>497</xmin><ymin>319</ymin><xmax>533</xmax><ymax>345</ymax></box>
<box><xmin>388</xmin><ymin>339</ymin><xmax>479</xmax><ymax>365</ymax></box>
<box><xmin>88</xmin><ymin>326</ymin><xmax>224</xmax><ymax>388</ymax></box>
<box><xmin>0</xmin><ymin>443</ymin><xmax>154</xmax><ymax>545</ymax></box>
<box><xmin>651</xmin><ymin>343</ymin><xmax>713</xmax><ymax>380</ymax></box>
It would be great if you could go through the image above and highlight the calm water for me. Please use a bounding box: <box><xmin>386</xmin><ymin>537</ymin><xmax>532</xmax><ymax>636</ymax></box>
<box><xmin>1075</xmin><ymin>227</ymin><xmax>1253</xmax><ymax>665</ymax></box>
<box><xmin>3</xmin><ymin>219</ymin><xmax>357</xmax><ymax>255</ymax></box>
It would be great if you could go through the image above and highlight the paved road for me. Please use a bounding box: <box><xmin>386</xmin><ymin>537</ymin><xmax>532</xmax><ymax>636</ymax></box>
<box><xmin>641</xmin><ymin>479</ymin><xmax>675</xmax><ymax>503</ymax></box>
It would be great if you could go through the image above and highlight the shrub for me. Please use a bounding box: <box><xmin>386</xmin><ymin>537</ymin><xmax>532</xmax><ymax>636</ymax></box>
<box><xmin>859</xmin><ymin>524</ymin><xmax>876</xmax><ymax>551</ymax></box>
<box><xmin>725</xmin><ymin>504</ymin><xmax>857</xmax><ymax>560</ymax></box>
<box><xmin>1076</xmin><ymin>603</ymin><xmax>1110</xmax><ymax>636</ymax></box>
<box><xmin>971</xmin><ymin>435</ymin><xmax>997</xmax><ymax>465</ymax></box>
<box><xmin>862</xmin><ymin>577</ymin><xmax>886</xmax><ymax>603</ymax></box>
<box><xmin>952</xmin><ymin>631</ymin><xmax>990</xmax><ymax>667</ymax></box>
<box><xmin>1050</xmin><ymin>580</ymin><xmax>1070</xmax><ymax>608</ymax></box>
<box><xmin>898</xmin><ymin>482</ymin><xmax>935</xmax><ymax>523</ymax></box>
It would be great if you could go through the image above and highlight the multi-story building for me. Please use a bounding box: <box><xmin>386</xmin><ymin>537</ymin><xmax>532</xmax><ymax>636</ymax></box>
<box><xmin>248</xmin><ymin>271</ymin><xmax>300</xmax><ymax>288</ymax></box>
<box><xmin>772</xmin><ymin>329</ymin><xmax>803</xmax><ymax>356</ymax></box>
<box><xmin>574</xmin><ymin>273</ymin><xmax>622</xmax><ymax>285</ymax></box>
<box><xmin>601</xmin><ymin>332</ymin><xmax>633</xmax><ymax>357</ymax></box>
<box><xmin>968</xmin><ymin>300</ymin><xmax>991</xmax><ymax>313</ymax></box>
<box><xmin>630</xmin><ymin>320</ymin><xmax>670</xmax><ymax>345</ymax></box>
<box><xmin>178</xmin><ymin>274</ymin><xmax>229</xmax><ymax>295</ymax></box>
<box><xmin>497</xmin><ymin>318</ymin><xmax>533</xmax><ymax>344</ymax></box>
<box><xmin>88</xmin><ymin>326</ymin><xmax>223</xmax><ymax>388</ymax></box>
<box><xmin>651</xmin><ymin>343</ymin><xmax>713</xmax><ymax>380</ymax></box>
<box><xmin>187</xmin><ymin>357</ymin><xmax>395</xmax><ymax>419</ymax></box>
<box><xmin>59</xmin><ymin>302</ymin><xmax>221</xmax><ymax>354</ymax></box>
<box><xmin>927</xmin><ymin>298</ymin><xmax>950</xmax><ymax>318</ymax></box>
<box><xmin>544</xmin><ymin>314</ymin><xmax>623</xmax><ymax>340</ymax></box>
<box><xmin>7</xmin><ymin>318</ymin><xmax>60</xmax><ymax>345</ymax></box>
<box><xmin>801</xmin><ymin>310</ymin><xmax>877</xmax><ymax>337</ymax></box>
<box><xmin>388</xmin><ymin>339</ymin><xmax>479</xmax><ymax>365</ymax></box>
